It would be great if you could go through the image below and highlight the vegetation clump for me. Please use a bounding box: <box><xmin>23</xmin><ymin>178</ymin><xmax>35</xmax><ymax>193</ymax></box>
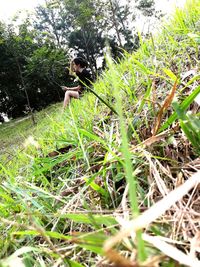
<box><xmin>0</xmin><ymin>0</ymin><xmax>200</xmax><ymax>266</ymax></box>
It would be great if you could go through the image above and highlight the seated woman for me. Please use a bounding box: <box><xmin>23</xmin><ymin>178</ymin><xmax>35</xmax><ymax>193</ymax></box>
<box><xmin>62</xmin><ymin>57</ymin><xmax>93</xmax><ymax>109</ymax></box>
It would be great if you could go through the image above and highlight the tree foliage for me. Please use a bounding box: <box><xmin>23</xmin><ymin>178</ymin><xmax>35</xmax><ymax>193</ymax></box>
<box><xmin>0</xmin><ymin>0</ymin><xmax>158</xmax><ymax>120</ymax></box>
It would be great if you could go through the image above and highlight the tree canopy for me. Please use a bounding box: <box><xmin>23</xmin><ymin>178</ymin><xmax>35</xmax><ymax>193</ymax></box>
<box><xmin>0</xmin><ymin>0</ymin><xmax>159</xmax><ymax>121</ymax></box>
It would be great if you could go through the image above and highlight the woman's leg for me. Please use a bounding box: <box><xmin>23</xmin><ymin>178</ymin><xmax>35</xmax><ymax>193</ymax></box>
<box><xmin>63</xmin><ymin>91</ymin><xmax>79</xmax><ymax>109</ymax></box>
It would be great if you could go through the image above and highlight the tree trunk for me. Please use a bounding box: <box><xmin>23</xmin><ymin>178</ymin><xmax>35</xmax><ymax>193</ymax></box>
<box><xmin>15</xmin><ymin>58</ymin><xmax>36</xmax><ymax>125</ymax></box>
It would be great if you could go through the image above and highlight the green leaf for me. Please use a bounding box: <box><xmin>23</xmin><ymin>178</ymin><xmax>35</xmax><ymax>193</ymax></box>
<box><xmin>179</xmin><ymin>120</ymin><xmax>199</xmax><ymax>147</ymax></box>
<box><xmin>76</xmin><ymin>232</ymin><xmax>106</xmax><ymax>255</ymax></box>
<box><xmin>172</xmin><ymin>102</ymin><xmax>200</xmax><ymax>150</ymax></box>
<box><xmin>79</xmin><ymin>128</ymin><xmax>107</xmax><ymax>146</ymax></box>
<box><xmin>12</xmin><ymin>230</ymin><xmax>71</xmax><ymax>241</ymax></box>
<box><xmin>159</xmin><ymin>85</ymin><xmax>200</xmax><ymax>132</ymax></box>
<box><xmin>84</xmin><ymin>177</ymin><xmax>108</xmax><ymax>196</ymax></box>
<box><xmin>163</xmin><ymin>68</ymin><xmax>177</xmax><ymax>81</ymax></box>
<box><xmin>68</xmin><ymin>260</ymin><xmax>84</xmax><ymax>267</ymax></box>
<box><xmin>62</xmin><ymin>213</ymin><xmax>117</xmax><ymax>227</ymax></box>
<box><xmin>132</xmin><ymin>58</ymin><xmax>151</xmax><ymax>74</ymax></box>
<box><xmin>78</xmin><ymin>243</ymin><xmax>103</xmax><ymax>255</ymax></box>
<box><xmin>0</xmin><ymin>187</ymin><xmax>15</xmax><ymax>203</ymax></box>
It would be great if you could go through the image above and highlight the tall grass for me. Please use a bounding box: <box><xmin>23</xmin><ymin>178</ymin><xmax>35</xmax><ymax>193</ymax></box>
<box><xmin>1</xmin><ymin>0</ymin><xmax>200</xmax><ymax>266</ymax></box>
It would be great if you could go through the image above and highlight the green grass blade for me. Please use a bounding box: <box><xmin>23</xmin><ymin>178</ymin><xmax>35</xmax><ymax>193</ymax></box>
<box><xmin>63</xmin><ymin>213</ymin><xmax>117</xmax><ymax>226</ymax></box>
<box><xmin>159</xmin><ymin>85</ymin><xmax>200</xmax><ymax>132</ymax></box>
<box><xmin>163</xmin><ymin>68</ymin><xmax>178</xmax><ymax>82</ymax></box>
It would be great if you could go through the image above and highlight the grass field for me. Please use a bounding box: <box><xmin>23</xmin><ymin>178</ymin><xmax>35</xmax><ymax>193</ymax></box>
<box><xmin>0</xmin><ymin>1</ymin><xmax>200</xmax><ymax>266</ymax></box>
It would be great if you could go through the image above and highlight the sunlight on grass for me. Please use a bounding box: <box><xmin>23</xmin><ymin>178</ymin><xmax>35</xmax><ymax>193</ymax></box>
<box><xmin>1</xmin><ymin>0</ymin><xmax>200</xmax><ymax>265</ymax></box>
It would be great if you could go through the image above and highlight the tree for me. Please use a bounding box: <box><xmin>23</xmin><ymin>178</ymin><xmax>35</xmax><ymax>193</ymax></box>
<box><xmin>34</xmin><ymin>2</ymin><xmax>70</xmax><ymax>48</ymax></box>
<box><xmin>0</xmin><ymin>19</ymin><xmax>67</xmax><ymax>120</ymax></box>
<box><xmin>25</xmin><ymin>44</ymin><xmax>67</xmax><ymax>109</ymax></box>
<box><xmin>0</xmin><ymin>22</ymin><xmax>26</xmax><ymax>119</ymax></box>
<box><xmin>103</xmin><ymin>0</ymin><xmax>157</xmax><ymax>51</ymax></box>
<box><xmin>0</xmin><ymin>0</ymin><xmax>161</xmax><ymax>121</ymax></box>
<box><xmin>135</xmin><ymin>0</ymin><xmax>155</xmax><ymax>16</ymax></box>
<box><xmin>33</xmin><ymin>0</ymin><xmax>158</xmax><ymax>70</ymax></box>
<box><xmin>3</xmin><ymin>21</ymin><xmax>39</xmax><ymax>123</ymax></box>
<box><xmin>61</xmin><ymin>0</ymin><xmax>120</xmax><ymax>74</ymax></box>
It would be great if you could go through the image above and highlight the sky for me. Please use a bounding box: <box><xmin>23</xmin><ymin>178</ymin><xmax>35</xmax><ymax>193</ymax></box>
<box><xmin>0</xmin><ymin>0</ymin><xmax>187</xmax><ymax>22</ymax></box>
<box><xmin>0</xmin><ymin>0</ymin><xmax>46</xmax><ymax>22</ymax></box>
<box><xmin>156</xmin><ymin>0</ymin><xmax>186</xmax><ymax>13</ymax></box>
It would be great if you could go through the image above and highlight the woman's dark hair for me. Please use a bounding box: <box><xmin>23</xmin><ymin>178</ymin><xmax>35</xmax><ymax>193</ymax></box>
<box><xmin>73</xmin><ymin>57</ymin><xmax>88</xmax><ymax>68</ymax></box>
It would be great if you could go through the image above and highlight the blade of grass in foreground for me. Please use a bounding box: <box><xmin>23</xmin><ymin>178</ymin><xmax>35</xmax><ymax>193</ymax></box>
<box><xmin>0</xmin><ymin>247</ymin><xmax>39</xmax><ymax>267</ymax></box>
<box><xmin>106</xmin><ymin>53</ymin><xmax>147</xmax><ymax>262</ymax></box>
<box><xmin>69</xmin><ymin>106</ymin><xmax>90</xmax><ymax>168</ymax></box>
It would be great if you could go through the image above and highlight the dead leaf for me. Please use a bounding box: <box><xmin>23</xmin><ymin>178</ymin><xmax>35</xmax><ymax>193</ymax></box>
<box><xmin>104</xmin><ymin>171</ymin><xmax>200</xmax><ymax>266</ymax></box>
<box><xmin>152</xmin><ymin>80</ymin><xmax>178</xmax><ymax>135</ymax></box>
<box><xmin>47</xmin><ymin>145</ymin><xmax>72</xmax><ymax>157</ymax></box>
<box><xmin>104</xmin><ymin>249</ymin><xmax>137</xmax><ymax>267</ymax></box>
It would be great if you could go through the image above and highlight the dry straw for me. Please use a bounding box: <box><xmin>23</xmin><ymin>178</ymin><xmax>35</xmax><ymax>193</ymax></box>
<box><xmin>104</xmin><ymin>171</ymin><xmax>200</xmax><ymax>267</ymax></box>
